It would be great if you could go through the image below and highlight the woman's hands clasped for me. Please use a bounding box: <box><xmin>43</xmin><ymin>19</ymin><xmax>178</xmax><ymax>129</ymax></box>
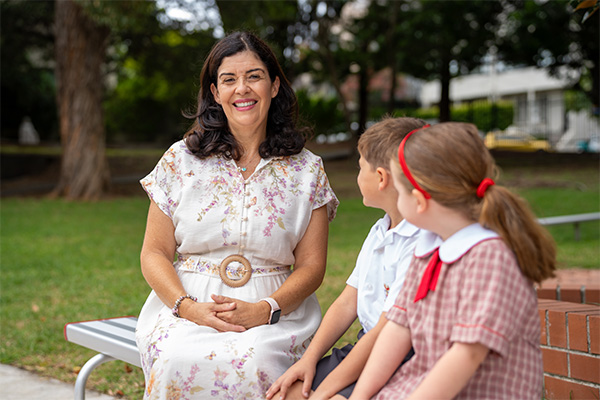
<box><xmin>178</xmin><ymin>294</ymin><xmax>271</xmax><ymax>332</ymax></box>
<box><xmin>212</xmin><ymin>294</ymin><xmax>271</xmax><ymax>329</ymax></box>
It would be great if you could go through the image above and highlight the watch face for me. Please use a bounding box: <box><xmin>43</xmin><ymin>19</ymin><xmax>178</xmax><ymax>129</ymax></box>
<box><xmin>271</xmin><ymin>309</ymin><xmax>281</xmax><ymax>324</ymax></box>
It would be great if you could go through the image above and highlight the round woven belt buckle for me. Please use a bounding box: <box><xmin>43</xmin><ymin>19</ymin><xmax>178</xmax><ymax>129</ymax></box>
<box><xmin>219</xmin><ymin>254</ymin><xmax>252</xmax><ymax>287</ymax></box>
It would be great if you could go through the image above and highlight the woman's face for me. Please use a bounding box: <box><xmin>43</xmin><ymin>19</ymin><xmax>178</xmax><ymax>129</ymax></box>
<box><xmin>211</xmin><ymin>51</ymin><xmax>280</xmax><ymax>137</ymax></box>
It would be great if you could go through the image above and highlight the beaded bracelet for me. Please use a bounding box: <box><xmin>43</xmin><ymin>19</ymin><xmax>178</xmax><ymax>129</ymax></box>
<box><xmin>171</xmin><ymin>294</ymin><xmax>197</xmax><ymax>318</ymax></box>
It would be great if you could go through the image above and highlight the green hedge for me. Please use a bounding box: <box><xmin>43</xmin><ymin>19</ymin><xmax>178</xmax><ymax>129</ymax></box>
<box><xmin>379</xmin><ymin>100</ymin><xmax>514</xmax><ymax>132</ymax></box>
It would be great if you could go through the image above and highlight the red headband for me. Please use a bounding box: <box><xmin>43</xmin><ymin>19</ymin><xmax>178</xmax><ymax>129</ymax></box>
<box><xmin>397</xmin><ymin>124</ymin><xmax>431</xmax><ymax>199</ymax></box>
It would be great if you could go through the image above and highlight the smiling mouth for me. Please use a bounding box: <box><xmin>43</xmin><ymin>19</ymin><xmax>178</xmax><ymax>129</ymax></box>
<box><xmin>234</xmin><ymin>100</ymin><xmax>257</xmax><ymax>108</ymax></box>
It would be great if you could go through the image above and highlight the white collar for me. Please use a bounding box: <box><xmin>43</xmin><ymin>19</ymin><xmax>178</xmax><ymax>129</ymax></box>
<box><xmin>374</xmin><ymin>215</ymin><xmax>420</xmax><ymax>237</ymax></box>
<box><xmin>372</xmin><ymin>215</ymin><xmax>420</xmax><ymax>250</ymax></box>
<box><xmin>414</xmin><ymin>223</ymin><xmax>499</xmax><ymax>263</ymax></box>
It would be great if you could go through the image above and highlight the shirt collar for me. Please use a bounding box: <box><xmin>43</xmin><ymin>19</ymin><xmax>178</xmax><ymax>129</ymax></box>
<box><xmin>373</xmin><ymin>215</ymin><xmax>420</xmax><ymax>250</ymax></box>
<box><xmin>414</xmin><ymin>223</ymin><xmax>499</xmax><ymax>263</ymax></box>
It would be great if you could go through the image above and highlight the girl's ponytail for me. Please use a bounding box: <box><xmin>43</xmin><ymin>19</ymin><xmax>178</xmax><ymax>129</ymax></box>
<box><xmin>480</xmin><ymin>185</ymin><xmax>556</xmax><ymax>283</ymax></box>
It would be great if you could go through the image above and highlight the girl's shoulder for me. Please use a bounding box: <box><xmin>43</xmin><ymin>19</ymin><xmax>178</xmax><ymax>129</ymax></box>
<box><xmin>464</xmin><ymin>237</ymin><xmax>515</xmax><ymax>263</ymax></box>
<box><xmin>470</xmin><ymin>237</ymin><xmax>512</xmax><ymax>255</ymax></box>
<box><xmin>463</xmin><ymin>237</ymin><xmax>525</xmax><ymax>281</ymax></box>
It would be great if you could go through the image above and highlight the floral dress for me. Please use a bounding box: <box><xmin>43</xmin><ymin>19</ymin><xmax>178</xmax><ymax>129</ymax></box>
<box><xmin>135</xmin><ymin>140</ymin><xmax>338</xmax><ymax>399</ymax></box>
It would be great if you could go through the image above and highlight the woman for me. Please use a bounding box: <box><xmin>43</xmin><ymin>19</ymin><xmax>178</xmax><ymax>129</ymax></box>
<box><xmin>135</xmin><ymin>31</ymin><xmax>339</xmax><ymax>399</ymax></box>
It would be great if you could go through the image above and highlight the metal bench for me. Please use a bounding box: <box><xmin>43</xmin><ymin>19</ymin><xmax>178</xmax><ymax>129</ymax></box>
<box><xmin>538</xmin><ymin>212</ymin><xmax>600</xmax><ymax>241</ymax></box>
<box><xmin>64</xmin><ymin>316</ymin><xmax>140</xmax><ymax>400</ymax></box>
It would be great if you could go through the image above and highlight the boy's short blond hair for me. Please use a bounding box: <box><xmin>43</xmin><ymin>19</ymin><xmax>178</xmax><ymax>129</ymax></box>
<box><xmin>357</xmin><ymin>116</ymin><xmax>427</xmax><ymax>171</ymax></box>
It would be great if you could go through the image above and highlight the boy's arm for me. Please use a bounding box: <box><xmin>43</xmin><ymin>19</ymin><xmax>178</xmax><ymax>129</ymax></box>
<box><xmin>406</xmin><ymin>342</ymin><xmax>489</xmax><ymax>400</ymax></box>
<box><xmin>266</xmin><ymin>285</ymin><xmax>358</xmax><ymax>399</ymax></box>
<box><xmin>349</xmin><ymin>321</ymin><xmax>412</xmax><ymax>400</ymax></box>
<box><xmin>311</xmin><ymin>313</ymin><xmax>388</xmax><ymax>399</ymax></box>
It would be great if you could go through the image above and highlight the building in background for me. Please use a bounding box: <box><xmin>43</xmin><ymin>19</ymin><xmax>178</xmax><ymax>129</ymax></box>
<box><xmin>420</xmin><ymin>66</ymin><xmax>599</xmax><ymax>152</ymax></box>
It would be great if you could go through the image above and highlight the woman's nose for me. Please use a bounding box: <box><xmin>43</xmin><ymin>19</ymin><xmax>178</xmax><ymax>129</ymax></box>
<box><xmin>235</xmin><ymin>78</ymin><xmax>250</xmax><ymax>94</ymax></box>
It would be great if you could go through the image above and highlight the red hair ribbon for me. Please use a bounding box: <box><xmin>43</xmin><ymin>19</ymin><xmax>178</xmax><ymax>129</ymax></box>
<box><xmin>397</xmin><ymin>124</ymin><xmax>431</xmax><ymax>199</ymax></box>
<box><xmin>476</xmin><ymin>178</ymin><xmax>495</xmax><ymax>198</ymax></box>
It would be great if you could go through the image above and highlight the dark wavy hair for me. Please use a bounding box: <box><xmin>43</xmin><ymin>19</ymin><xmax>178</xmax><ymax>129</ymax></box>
<box><xmin>183</xmin><ymin>31</ymin><xmax>309</xmax><ymax>160</ymax></box>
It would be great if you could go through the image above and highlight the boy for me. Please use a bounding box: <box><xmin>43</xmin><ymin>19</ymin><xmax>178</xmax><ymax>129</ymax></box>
<box><xmin>266</xmin><ymin>117</ymin><xmax>427</xmax><ymax>400</ymax></box>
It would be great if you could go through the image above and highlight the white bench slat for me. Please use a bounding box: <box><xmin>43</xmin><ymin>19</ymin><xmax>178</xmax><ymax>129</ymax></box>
<box><xmin>64</xmin><ymin>317</ymin><xmax>141</xmax><ymax>368</ymax></box>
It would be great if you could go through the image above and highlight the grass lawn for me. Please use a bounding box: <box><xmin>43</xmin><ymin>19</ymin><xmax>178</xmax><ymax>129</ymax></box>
<box><xmin>0</xmin><ymin>150</ymin><xmax>598</xmax><ymax>398</ymax></box>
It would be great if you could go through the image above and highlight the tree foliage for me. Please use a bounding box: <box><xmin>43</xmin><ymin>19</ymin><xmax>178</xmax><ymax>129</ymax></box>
<box><xmin>104</xmin><ymin>21</ymin><xmax>216</xmax><ymax>144</ymax></box>
<box><xmin>3</xmin><ymin>0</ymin><xmax>598</xmax><ymax>200</ymax></box>
<box><xmin>387</xmin><ymin>0</ymin><xmax>504</xmax><ymax>122</ymax></box>
<box><xmin>216</xmin><ymin>0</ymin><xmax>302</xmax><ymax>76</ymax></box>
<box><xmin>497</xmin><ymin>0</ymin><xmax>599</xmax><ymax>109</ymax></box>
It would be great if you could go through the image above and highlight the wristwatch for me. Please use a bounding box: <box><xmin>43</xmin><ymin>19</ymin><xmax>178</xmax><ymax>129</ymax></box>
<box><xmin>260</xmin><ymin>297</ymin><xmax>281</xmax><ymax>325</ymax></box>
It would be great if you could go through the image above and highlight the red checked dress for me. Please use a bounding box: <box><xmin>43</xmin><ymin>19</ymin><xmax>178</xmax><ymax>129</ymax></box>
<box><xmin>377</xmin><ymin>224</ymin><xmax>542</xmax><ymax>400</ymax></box>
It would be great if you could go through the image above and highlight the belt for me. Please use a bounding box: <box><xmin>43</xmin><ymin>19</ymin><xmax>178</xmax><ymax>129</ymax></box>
<box><xmin>177</xmin><ymin>255</ymin><xmax>291</xmax><ymax>287</ymax></box>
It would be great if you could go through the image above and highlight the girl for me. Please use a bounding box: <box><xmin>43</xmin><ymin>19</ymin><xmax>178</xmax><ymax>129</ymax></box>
<box><xmin>349</xmin><ymin>122</ymin><xmax>556</xmax><ymax>400</ymax></box>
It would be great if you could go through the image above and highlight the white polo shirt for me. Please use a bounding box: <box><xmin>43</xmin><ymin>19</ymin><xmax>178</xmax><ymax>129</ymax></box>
<box><xmin>346</xmin><ymin>215</ymin><xmax>421</xmax><ymax>332</ymax></box>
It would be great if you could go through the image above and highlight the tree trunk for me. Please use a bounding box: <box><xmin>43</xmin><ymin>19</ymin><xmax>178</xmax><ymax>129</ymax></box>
<box><xmin>53</xmin><ymin>0</ymin><xmax>110</xmax><ymax>200</ymax></box>
<box><xmin>357</xmin><ymin>67</ymin><xmax>369</xmax><ymax>135</ymax></box>
<box><xmin>386</xmin><ymin>2</ymin><xmax>398</xmax><ymax>114</ymax></box>
<box><xmin>317</xmin><ymin>22</ymin><xmax>353</xmax><ymax>136</ymax></box>
<box><xmin>439</xmin><ymin>53</ymin><xmax>452</xmax><ymax>122</ymax></box>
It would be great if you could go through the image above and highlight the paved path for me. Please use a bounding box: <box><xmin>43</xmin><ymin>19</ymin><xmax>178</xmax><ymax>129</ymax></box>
<box><xmin>0</xmin><ymin>364</ymin><xmax>115</xmax><ymax>400</ymax></box>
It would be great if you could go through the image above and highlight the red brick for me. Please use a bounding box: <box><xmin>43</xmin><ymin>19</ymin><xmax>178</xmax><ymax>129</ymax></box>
<box><xmin>568</xmin><ymin>312</ymin><xmax>589</xmax><ymax>352</ymax></box>
<box><xmin>544</xmin><ymin>375</ymin><xmax>600</xmax><ymax>400</ymax></box>
<box><xmin>542</xmin><ymin>348</ymin><xmax>569</xmax><ymax>376</ymax></box>
<box><xmin>561</xmin><ymin>288</ymin><xmax>583</xmax><ymax>303</ymax></box>
<box><xmin>586</xmin><ymin>288</ymin><xmax>600</xmax><ymax>304</ymax></box>
<box><xmin>548</xmin><ymin>309</ymin><xmax>568</xmax><ymax>348</ymax></box>
<box><xmin>590</xmin><ymin>315</ymin><xmax>600</xmax><ymax>355</ymax></box>
<box><xmin>537</xmin><ymin>287</ymin><xmax>557</xmax><ymax>300</ymax></box>
<box><xmin>570</xmin><ymin>353</ymin><xmax>600</xmax><ymax>384</ymax></box>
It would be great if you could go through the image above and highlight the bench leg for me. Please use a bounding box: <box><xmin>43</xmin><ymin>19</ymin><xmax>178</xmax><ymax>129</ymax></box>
<box><xmin>74</xmin><ymin>353</ymin><xmax>115</xmax><ymax>400</ymax></box>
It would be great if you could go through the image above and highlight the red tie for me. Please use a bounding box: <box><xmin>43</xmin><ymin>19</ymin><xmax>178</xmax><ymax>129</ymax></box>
<box><xmin>414</xmin><ymin>249</ymin><xmax>443</xmax><ymax>302</ymax></box>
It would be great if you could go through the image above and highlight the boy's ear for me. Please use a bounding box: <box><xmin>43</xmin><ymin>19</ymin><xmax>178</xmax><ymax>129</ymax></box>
<box><xmin>412</xmin><ymin>189</ymin><xmax>428</xmax><ymax>213</ymax></box>
<box><xmin>376</xmin><ymin>167</ymin><xmax>390</xmax><ymax>191</ymax></box>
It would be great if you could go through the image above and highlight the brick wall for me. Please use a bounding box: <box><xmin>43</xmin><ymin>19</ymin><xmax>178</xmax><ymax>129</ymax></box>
<box><xmin>538</xmin><ymin>298</ymin><xmax>600</xmax><ymax>399</ymax></box>
<box><xmin>538</xmin><ymin>285</ymin><xmax>600</xmax><ymax>304</ymax></box>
